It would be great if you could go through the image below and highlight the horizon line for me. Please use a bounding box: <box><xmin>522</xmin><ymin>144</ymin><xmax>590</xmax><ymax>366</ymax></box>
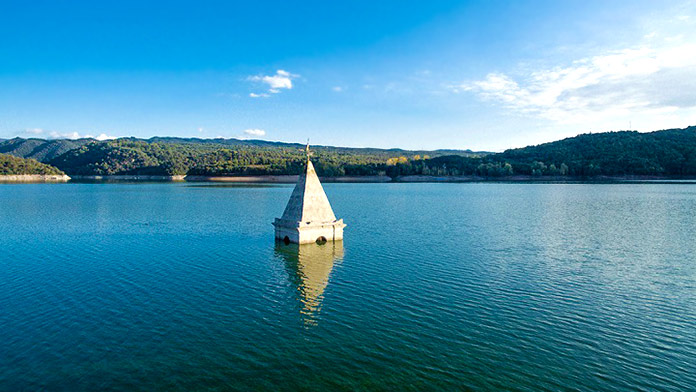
<box><xmin>2</xmin><ymin>125</ymin><xmax>694</xmax><ymax>153</ymax></box>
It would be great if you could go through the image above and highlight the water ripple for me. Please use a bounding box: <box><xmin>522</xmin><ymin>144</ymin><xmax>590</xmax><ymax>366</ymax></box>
<box><xmin>1</xmin><ymin>183</ymin><xmax>695</xmax><ymax>390</ymax></box>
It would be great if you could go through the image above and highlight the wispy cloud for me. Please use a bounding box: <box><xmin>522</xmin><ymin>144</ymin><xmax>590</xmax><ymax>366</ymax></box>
<box><xmin>454</xmin><ymin>38</ymin><xmax>696</xmax><ymax>128</ymax></box>
<box><xmin>50</xmin><ymin>131</ymin><xmax>115</xmax><ymax>141</ymax></box>
<box><xmin>243</xmin><ymin>128</ymin><xmax>266</xmax><ymax>137</ymax></box>
<box><xmin>22</xmin><ymin>128</ymin><xmax>115</xmax><ymax>140</ymax></box>
<box><xmin>248</xmin><ymin>69</ymin><xmax>299</xmax><ymax>96</ymax></box>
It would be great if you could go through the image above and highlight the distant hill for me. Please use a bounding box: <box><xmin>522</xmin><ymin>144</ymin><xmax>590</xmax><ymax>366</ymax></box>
<box><xmin>0</xmin><ymin>136</ymin><xmax>485</xmax><ymax>177</ymax></box>
<box><xmin>1</xmin><ymin>127</ymin><xmax>694</xmax><ymax>178</ymax></box>
<box><xmin>145</xmin><ymin>136</ymin><xmax>484</xmax><ymax>157</ymax></box>
<box><xmin>0</xmin><ymin>153</ymin><xmax>65</xmax><ymax>175</ymax></box>
<box><xmin>47</xmin><ymin>138</ymin><xmax>483</xmax><ymax>176</ymax></box>
<box><xmin>408</xmin><ymin>126</ymin><xmax>696</xmax><ymax>177</ymax></box>
<box><xmin>0</xmin><ymin>138</ymin><xmax>94</xmax><ymax>162</ymax></box>
<box><xmin>495</xmin><ymin>126</ymin><xmax>696</xmax><ymax>176</ymax></box>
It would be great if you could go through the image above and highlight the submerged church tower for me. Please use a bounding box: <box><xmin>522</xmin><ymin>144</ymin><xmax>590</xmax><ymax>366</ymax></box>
<box><xmin>273</xmin><ymin>144</ymin><xmax>346</xmax><ymax>244</ymax></box>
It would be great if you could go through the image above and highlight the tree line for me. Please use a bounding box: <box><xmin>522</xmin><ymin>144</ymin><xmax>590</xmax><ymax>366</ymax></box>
<box><xmin>2</xmin><ymin>126</ymin><xmax>696</xmax><ymax>178</ymax></box>
<box><xmin>0</xmin><ymin>153</ymin><xmax>65</xmax><ymax>175</ymax></box>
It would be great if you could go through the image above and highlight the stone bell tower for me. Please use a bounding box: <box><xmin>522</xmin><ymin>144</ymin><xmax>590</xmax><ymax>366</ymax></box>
<box><xmin>273</xmin><ymin>144</ymin><xmax>346</xmax><ymax>244</ymax></box>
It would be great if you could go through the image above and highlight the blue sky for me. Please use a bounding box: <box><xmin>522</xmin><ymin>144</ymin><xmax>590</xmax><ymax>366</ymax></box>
<box><xmin>1</xmin><ymin>0</ymin><xmax>695</xmax><ymax>151</ymax></box>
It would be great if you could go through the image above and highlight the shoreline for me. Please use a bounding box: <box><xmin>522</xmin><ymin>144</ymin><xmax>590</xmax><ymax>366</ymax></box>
<box><xmin>0</xmin><ymin>174</ymin><xmax>71</xmax><ymax>183</ymax></box>
<box><xmin>3</xmin><ymin>174</ymin><xmax>696</xmax><ymax>184</ymax></box>
<box><xmin>70</xmin><ymin>175</ymin><xmax>187</xmax><ymax>181</ymax></box>
<box><xmin>58</xmin><ymin>174</ymin><xmax>696</xmax><ymax>183</ymax></box>
<box><xmin>68</xmin><ymin>175</ymin><xmax>392</xmax><ymax>183</ymax></box>
<box><xmin>394</xmin><ymin>174</ymin><xmax>696</xmax><ymax>183</ymax></box>
<box><xmin>184</xmin><ymin>175</ymin><xmax>392</xmax><ymax>183</ymax></box>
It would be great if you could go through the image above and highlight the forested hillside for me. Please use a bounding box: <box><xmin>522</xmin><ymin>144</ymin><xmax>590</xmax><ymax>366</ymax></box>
<box><xmin>0</xmin><ymin>153</ymin><xmax>66</xmax><ymax>175</ymax></box>
<box><xmin>0</xmin><ymin>137</ymin><xmax>483</xmax><ymax>176</ymax></box>
<box><xmin>494</xmin><ymin>126</ymin><xmax>696</xmax><ymax>176</ymax></box>
<box><xmin>348</xmin><ymin>126</ymin><xmax>696</xmax><ymax>177</ymax></box>
<box><xmin>0</xmin><ymin>138</ymin><xmax>93</xmax><ymax>162</ymax></box>
<box><xmin>47</xmin><ymin>139</ymin><xmax>463</xmax><ymax>176</ymax></box>
<box><xmin>1</xmin><ymin>126</ymin><xmax>695</xmax><ymax>178</ymax></box>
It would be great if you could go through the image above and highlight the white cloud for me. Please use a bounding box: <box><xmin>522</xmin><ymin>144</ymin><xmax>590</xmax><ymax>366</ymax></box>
<box><xmin>94</xmin><ymin>133</ymin><xmax>114</xmax><ymax>141</ymax></box>
<box><xmin>17</xmin><ymin>128</ymin><xmax>116</xmax><ymax>140</ymax></box>
<box><xmin>49</xmin><ymin>131</ymin><xmax>80</xmax><ymax>139</ymax></box>
<box><xmin>332</xmin><ymin>86</ymin><xmax>344</xmax><ymax>92</ymax></box>
<box><xmin>249</xmin><ymin>92</ymin><xmax>270</xmax><ymax>98</ymax></box>
<box><xmin>455</xmin><ymin>39</ymin><xmax>696</xmax><ymax>129</ymax></box>
<box><xmin>248</xmin><ymin>69</ymin><xmax>299</xmax><ymax>96</ymax></box>
<box><xmin>45</xmin><ymin>130</ymin><xmax>115</xmax><ymax>140</ymax></box>
<box><xmin>243</xmin><ymin>129</ymin><xmax>266</xmax><ymax>137</ymax></box>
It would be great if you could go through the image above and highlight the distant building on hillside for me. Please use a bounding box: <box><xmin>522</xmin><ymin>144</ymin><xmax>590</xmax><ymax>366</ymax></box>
<box><xmin>273</xmin><ymin>144</ymin><xmax>346</xmax><ymax>244</ymax></box>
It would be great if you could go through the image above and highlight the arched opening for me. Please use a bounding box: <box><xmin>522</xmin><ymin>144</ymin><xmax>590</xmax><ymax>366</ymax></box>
<box><xmin>283</xmin><ymin>236</ymin><xmax>290</xmax><ymax>244</ymax></box>
<box><xmin>316</xmin><ymin>236</ymin><xmax>327</xmax><ymax>245</ymax></box>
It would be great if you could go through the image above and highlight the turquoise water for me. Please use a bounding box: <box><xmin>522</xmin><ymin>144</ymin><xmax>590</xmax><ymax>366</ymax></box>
<box><xmin>1</xmin><ymin>183</ymin><xmax>695</xmax><ymax>391</ymax></box>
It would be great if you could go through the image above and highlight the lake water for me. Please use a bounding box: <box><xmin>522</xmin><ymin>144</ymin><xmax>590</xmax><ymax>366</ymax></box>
<box><xmin>1</xmin><ymin>183</ymin><xmax>695</xmax><ymax>391</ymax></box>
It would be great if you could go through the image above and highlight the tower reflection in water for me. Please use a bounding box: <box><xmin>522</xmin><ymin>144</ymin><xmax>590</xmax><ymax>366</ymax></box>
<box><xmin>275</xmin><ymin>241</ymin><xmax>344</xmax><ymax>326</ymax></box>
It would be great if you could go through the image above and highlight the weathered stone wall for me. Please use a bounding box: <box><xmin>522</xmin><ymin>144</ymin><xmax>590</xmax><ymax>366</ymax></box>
<box><xmin>275</xmin><ymin>225</ymin><xmax>344</xmax><ymax>244</ymax></box>
<box><xmin>297</xmin><ymin>222</ymin><xmax>344</xmax><ymax>244</ymax></box>
<box><xmin>275</xmin><ymin>225</ymin><xmax>302</xmax><ymax>243</ymax></box>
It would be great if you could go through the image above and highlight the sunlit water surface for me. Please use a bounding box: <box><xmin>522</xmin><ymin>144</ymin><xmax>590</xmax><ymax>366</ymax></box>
<box><xmin>1</xmin><ymin>183</ymin><xmax>695</xmax><ymax>391</ymax></box>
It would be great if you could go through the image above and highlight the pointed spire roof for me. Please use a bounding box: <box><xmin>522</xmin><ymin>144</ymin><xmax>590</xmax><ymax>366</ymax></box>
<box><xmin>279</xmin><ymin>146</ymin><xmax>337</xmax><ymax>224</ymax></box>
